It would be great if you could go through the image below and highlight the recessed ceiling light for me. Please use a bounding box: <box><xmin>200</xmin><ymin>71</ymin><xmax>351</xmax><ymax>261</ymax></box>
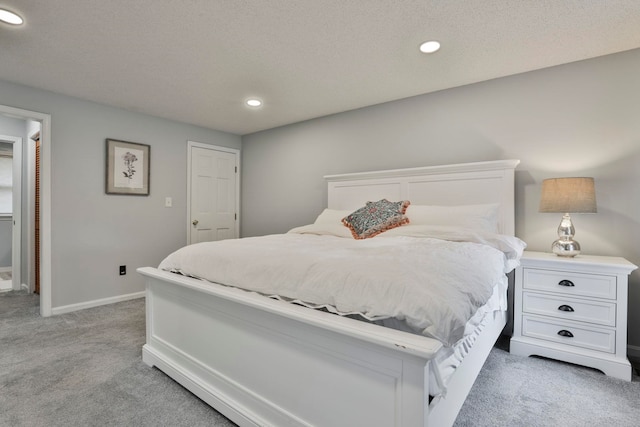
<box><xmin>419</xmin><ymin>40</ymin><xmax>440</xmax><ymax>54</ymax></box>
<box><xmin>246</xmin><ymin>98</ymin><xmax>262</xmax><ymax>107</ymax></box>
<box><xmin>0</xmin><ymin>9</ymin><xmax>23</xmax><ymax>25</ymax></box>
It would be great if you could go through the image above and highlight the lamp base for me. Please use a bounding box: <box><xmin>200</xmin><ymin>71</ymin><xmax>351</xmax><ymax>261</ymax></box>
<box><xmin>552</xmin><ymin>238</ymin><xmax>581</xmax><ymax>257</ymax></box>
<box><xmin>551</xmin><ymin>213</ymin><xmax>581</xmax><ymax>257</ymax></box>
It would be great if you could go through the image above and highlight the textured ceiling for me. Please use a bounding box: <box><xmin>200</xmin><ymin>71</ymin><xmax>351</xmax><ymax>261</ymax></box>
<box><xmin>1</xmin><ymin>1</ymin><xmax>640</xmax><ymax>135</ymax></box>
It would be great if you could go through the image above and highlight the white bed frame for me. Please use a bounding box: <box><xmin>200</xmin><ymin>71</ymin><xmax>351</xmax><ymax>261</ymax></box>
<box><xmin>138</xmin><ymin>159</ymin><xmax>520</xmax><ymax>427</ymax></box>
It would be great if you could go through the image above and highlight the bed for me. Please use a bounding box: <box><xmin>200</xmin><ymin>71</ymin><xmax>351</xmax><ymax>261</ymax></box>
<box><xmin>138</xmin><ymin>159</ymin><xmax>522</xmax><ymax>427</ymax></box>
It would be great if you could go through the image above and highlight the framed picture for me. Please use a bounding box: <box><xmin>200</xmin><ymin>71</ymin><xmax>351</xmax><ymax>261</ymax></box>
<box><xmin>105</xmin><ymin>139</ymin><xmax>150</xmax><ymax>195</ymax></box>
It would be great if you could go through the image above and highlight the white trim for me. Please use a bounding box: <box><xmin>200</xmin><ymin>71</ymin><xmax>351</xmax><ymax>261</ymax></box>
<box><xmin>41</xmin><ymin>114</ymin><xmax>52</xmax><ymax>316</ymax></box>
<box><xmin>12</xmin><ymin>136</ymin><xmax>21</xmax><ymax>292</ymax></box>
<box><xmin>186</xmin><ymin>141</ymin><xmax>240</xmax><ymax>244</ymax></box>
<box><xmin>0</xmin><ymin>105</ymin><xmax>52</xmax><ymax>317</ymax></box>
<box><xmin>51</xmin><ymin>291</ymin><xmax>145</xmax><ymax>315</ymax></box>
<box><xmin>0</xmin><ymin>266</ymin><xmax>10</xmax><ymax>273</ymax></box>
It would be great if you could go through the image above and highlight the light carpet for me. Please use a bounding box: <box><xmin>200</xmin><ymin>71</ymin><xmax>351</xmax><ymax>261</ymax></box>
<box><xmin>0</xmin><ymin>291</ymin><xmax>234</xmax><ymax>427</ymax></box>
<box><xmin>455</xmin><ymin>336</ymin><xmax>640</xmax><ymax>426</ymax></box>
<box><xmin>1</xmin><ymin>291</ymin><xmax>638</xmax><ymax>426</ymax></box>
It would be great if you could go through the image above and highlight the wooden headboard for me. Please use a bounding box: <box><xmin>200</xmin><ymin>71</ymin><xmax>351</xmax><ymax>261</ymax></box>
<box><xmin>324</xmin><ymin>159</ymin><xmax>520</xmax><ymax>236</ymax></box>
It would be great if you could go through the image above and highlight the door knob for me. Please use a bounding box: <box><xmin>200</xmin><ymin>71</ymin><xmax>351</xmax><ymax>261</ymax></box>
<box><xmin>192</xmin><ymin>219</ymin><xmax>199</xmax><ymax>226</ymax></box>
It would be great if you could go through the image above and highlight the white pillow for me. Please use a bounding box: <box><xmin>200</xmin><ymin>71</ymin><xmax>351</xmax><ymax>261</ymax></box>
<box><xmin>313</xmin><ymin>208</ymin><xmax>353</xmax><ymax>225</ymax></box>
<box><xmin>288</xmin><ymin>223</ymin><xmax>353</xmax><ymax>238</ymax></box>
<box><xmin>405</xmin><ymin>203</ymin><xmax>500</xmax><ymax>232</ymax></box>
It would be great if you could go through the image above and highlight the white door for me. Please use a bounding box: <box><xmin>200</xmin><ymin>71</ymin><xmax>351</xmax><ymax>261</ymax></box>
<box><xmin>188</xmin><ymin>142</ymin><xmax>239</xmax><ymax>244</ymax></box>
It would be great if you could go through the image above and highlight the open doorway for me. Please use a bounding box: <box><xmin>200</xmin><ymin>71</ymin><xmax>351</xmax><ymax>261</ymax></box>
<box><xmin>0</xmin><ymin>105</ymin><xmax>52</xmax><ymax>316</ymax></box>
<box><xmin>0</xmin><ymin>140</ymin><xmax>14</xmax><ymax>291</ymax></box>
<box><xmin>0</xmin><ymin>135</ymin><xmax>22</xmax><ymax>292</ymax></box>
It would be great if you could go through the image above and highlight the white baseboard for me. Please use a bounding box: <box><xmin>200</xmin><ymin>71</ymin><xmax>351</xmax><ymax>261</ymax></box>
<box><xmin>52</xmin><ymin>291</ymin><xmax>145</xmax><ymax>315</ymax></box>
<box><xmin>628</xmin><ymin>345</ymin><xmax>640</xmax><ymax>361</ymax></box>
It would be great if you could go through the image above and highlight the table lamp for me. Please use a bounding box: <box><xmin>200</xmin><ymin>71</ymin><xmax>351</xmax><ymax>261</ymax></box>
<box><xmin>539</xmin><ymin>177</ymin><xmax>597</xmax><ymax>257</ymax></box>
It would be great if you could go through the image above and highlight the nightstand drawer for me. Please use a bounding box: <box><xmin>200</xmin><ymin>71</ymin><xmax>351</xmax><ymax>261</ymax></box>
<box><xmin>523</xmin><ymin>268</ymin><xmax>616</xmax><ymax>299</ymax></box>
<box><xmin>522</xmin><ymin>316</ymin><xmax>615</xmax><ymax>353</ymax></box>
<box><xmin>522</xmin><ymin>292</ymin><xmax>616</xmax><ymax>327</ymax></box>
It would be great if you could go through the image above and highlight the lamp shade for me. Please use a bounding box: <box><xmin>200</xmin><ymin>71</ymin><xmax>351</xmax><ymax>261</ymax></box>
<box><xmin>539</xmin><ymin>177</ymin><xmax>597</xmax><ymax>213</ymax></box>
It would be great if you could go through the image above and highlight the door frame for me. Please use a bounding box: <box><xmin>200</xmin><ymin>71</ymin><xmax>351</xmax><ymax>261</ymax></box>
<box><xmin>186</xmin><ymin>141</ymin><xmax>240</xmax><ymax>244</ymax></box>
<box><xmin>0</xmin><ymin>105</ymin><xmax>52</xmax><ymax>316</ymax></box>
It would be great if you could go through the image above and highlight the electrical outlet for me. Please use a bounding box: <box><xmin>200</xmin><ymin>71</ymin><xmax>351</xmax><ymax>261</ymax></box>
<box><xmin>165</xmin><ymin>197</ymin><xmax>173</xmax><ymax>207</ymax></box>
<box><xmin>119</xmin><ymin>265</ymin><xmax>126</xmax><ymax>275</ymax></box>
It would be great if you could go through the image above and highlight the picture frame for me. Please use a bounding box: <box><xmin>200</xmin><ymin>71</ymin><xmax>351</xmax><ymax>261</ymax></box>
<box><xmin>105</xmin><ymin>139</ymin><xmax>150</xmax><ymax>195</ymax></box>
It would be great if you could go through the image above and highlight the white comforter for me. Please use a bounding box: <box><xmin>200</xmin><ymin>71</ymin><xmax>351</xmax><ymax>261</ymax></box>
<box><xmin>159</xmin><ymin>225</ymin><xmax>525</xmax><ymax>346</ymax></box>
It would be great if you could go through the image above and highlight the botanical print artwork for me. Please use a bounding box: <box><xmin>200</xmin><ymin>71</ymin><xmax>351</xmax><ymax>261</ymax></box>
<box><xmin>105</xmin><ymin>139</ymin><xmax>150</xmax><ymax>195</ymax></box>
<box><xmin>122</xmin><ymin>151</ymin><xmax>137</xmax><ymax>179</ymax></box>
<box><xmin>113</xmin><ymin>146</ymin><xmax>144</xmax><ymax>189</ymax></box>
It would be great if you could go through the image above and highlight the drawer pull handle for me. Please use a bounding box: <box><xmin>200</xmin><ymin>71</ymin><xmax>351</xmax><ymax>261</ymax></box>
<box><xmin>558</xmin><ymin>305</ymin><xmax>575</xmax><ymax>312</ymax></box>
<box><xmin>557</xmin><ymin>330</ymin><xmax>574</xmax><ymax>338</ymax></box>
<box><xmin>558</xmin><ymin>279</ymin><xmax>575</xmax><ymax>287</ymax></box>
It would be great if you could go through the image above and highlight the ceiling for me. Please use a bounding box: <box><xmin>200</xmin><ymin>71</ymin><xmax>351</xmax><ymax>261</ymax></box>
<box><xmin>1</xmin><ymin>1</ymin><xmax>640</xmax><ymax>136</ymax></box>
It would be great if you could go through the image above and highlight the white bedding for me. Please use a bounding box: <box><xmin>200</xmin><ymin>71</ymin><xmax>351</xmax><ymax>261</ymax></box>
<box><xmin>428</xmin><ymin>277</ymin><xmax>507</xmax><ymax>397</ymax></box>
<box><xmin>158</xmin><ymin>225</ymin><xmax>525</xmax><ymax>347</ymax></box>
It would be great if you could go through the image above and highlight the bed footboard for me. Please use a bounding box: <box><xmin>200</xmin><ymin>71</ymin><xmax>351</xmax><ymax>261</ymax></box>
<box><xmin>140</xmin><ymin>267</ymin><xmax>447</xmax><ymax>427</ymax></box>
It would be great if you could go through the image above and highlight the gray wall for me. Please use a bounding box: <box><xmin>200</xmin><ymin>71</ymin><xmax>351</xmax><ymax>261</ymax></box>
<box><xmin>0</xmin><ymin>79</ymin><xmax>241</xmax><ymax>308</ymax></box>
<box><xmin>242</xmin><ymin>49</ymin><xmax>640</xmax><ymax>349</ymax></box>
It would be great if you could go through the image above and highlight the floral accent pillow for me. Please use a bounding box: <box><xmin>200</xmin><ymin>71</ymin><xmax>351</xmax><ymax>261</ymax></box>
<box><xmin>342</xmin><ymin>199</ymin><xmax>410</xmax><ymax>239</ymax></box>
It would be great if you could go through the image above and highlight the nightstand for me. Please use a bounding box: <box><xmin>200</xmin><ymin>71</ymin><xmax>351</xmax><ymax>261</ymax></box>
<box><xmin>511</xmin><ymin>251</ymin><xmax>637</xmax><ymax>380</ymax></box>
